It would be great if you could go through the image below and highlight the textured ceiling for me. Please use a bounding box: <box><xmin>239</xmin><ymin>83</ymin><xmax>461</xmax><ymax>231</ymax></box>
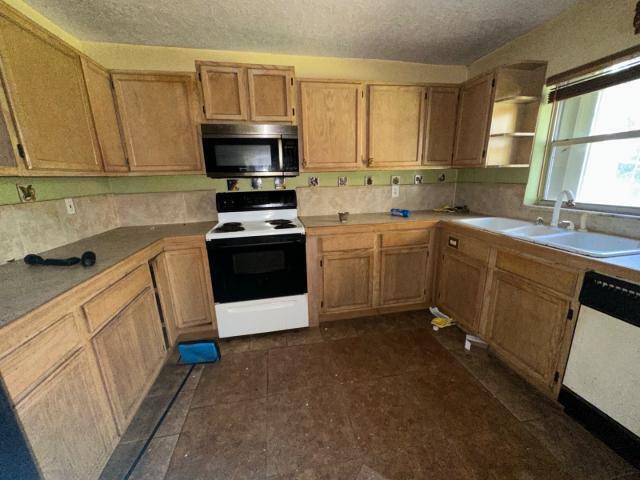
<box><xmin>24</xmin><ymin>0</ymin><xmax>576</xmax><ymax>64</ymax></box>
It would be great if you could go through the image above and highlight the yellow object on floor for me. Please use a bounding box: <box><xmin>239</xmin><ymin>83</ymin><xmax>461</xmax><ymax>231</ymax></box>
<box><xmin>431</xmin><ymin>316</ymin><xmax>456</xmax><ymax>329</ymax></box>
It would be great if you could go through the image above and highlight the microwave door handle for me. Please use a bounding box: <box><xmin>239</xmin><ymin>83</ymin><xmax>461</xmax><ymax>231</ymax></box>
<box><xmin>277</xmin><ymin>138</ymin><xmax>284</xmax><ymax>171</ymax></box>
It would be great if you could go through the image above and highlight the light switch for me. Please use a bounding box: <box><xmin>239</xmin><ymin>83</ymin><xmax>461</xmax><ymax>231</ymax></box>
<box><xmin>391</xmin><ymin>184</ymin><xmax>399</xmax><ymax>198</ymax></box>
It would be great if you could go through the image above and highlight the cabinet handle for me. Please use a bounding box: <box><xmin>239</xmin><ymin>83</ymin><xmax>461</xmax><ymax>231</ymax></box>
<box><xmin>448</xmin><ymin>236</ymin><xmax>459</xmax><ymax>249</ymax></box>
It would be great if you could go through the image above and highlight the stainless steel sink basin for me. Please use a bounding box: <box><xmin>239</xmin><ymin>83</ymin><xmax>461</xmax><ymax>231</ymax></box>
<box><xmin>454</xmin><ymin>216</ymin><xmax>640</xmax><ymax>258</ymax></box>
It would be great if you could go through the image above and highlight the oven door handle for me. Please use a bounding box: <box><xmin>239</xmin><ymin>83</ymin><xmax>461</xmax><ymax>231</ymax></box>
<box><xmin>208</xmin><ymin>238</ymin><xmax>305</xmax><ymax>249</ymax></box>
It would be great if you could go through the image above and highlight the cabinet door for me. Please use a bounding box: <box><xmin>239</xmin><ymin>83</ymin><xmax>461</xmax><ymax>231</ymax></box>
<box><xmin>152</xmin><ymin>244</ymin><xmax>216</xmax><ymax>345</ymax></box>
<box><xmin>113</xmin><ymin>72</ymin><xmax>202</xmax><ymax>172</ymax></box>
<box><xmin>81</xmin><ymin>58</ymin><xmax>128</xmax><ymax>172</ymax></box>
<box><xmin>367</xmin><ymin>85</ymin><xmax>425</xmax><ymax>167</ymax></box>
<box><xmin>299</xmin><ymin>80</ymin><xmax>362</xmax><ymax>170</ymax></box>
<box><xmin>423</xmin><ymin>86</ymin><xmax>458</xmax><ymax>166</ymax></box>
<box><xmin>92</xmin><ymin>288</ymin><xmax>166</xmax><ymax>430</ymax></box>
<box><xmin>380</xmin><ymin>247</ymin><xmax>429</xmax><ymax>306</ymax></box>
<box><xmin>247</xmin><ymin>68</ymin><xmax>294</xmax><ymax>122</ymax></box>
<box><xmin>0</xmin><ymin>86</ymin><xmax>18</xmax><ymax>174</ymax></box>
<box><xmin>0</xmin><ymin>16</ymin><xmax>102</xmax><ymax>172</ymax></box>
<box><xmin>322</xmin><ymin>251</ymin><xmax>374</xmax><ymax>313</ymax></box>
<box><xmin>17</xmin><ymin>349</ymin><xmax>117</xmax><ymax>480</ymax></box>
<box><xmin>199</xmin><ymin>65</ymin><xmax>248</xmax><ymax>121</ymax></box>
<box><xmin>436</xmin><ymin>251</ymin><xmax>487</xmax><ymax>332</ymax></box>
<box><xmin>452</xmin><ymin>73</ymin><xmax>495</xmax><ymax>167</ymax></box>
<box><xmin>486</xmin><ymin>271</ymin><xmax>570</xmax><ymax>390</ymax></box>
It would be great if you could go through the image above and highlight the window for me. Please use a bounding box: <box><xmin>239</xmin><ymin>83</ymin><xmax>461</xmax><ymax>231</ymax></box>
<box><xmin>541</xmin><ymin>60</ymin><xmax>640</xmax><ymax>212</ymax></box>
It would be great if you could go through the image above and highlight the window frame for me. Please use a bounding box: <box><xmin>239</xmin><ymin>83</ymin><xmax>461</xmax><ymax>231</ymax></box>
<box><xmin>537</xmin><ymin>81</ymin><xmax>640</xmax><ymax>216</ymax></box>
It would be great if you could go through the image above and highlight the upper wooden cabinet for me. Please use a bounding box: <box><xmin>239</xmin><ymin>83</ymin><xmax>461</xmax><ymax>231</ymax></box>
<box><xmin>452</xmin><ymin>73</ymin><xmax>495</xmax><ymax>167</ymax></box>
<box><xmin>367</xmin><ymin>84</ymin><xmax>425</xmax><ymax>168</ymax></box>
<box><xmin>199</xmin><ymin>64</ymin><xmax>248</xmax><ymax>121</ymax></box>
<box><xmin>81</xmin><ymin>58</ymin><xmax>128</xmax><ymax>172</ymax></box>
<box><xmin>197</xmin><ymin>62</ymin><xmax>295</xmax><ymax>123</ymax></box>
<box><xmin>0</xmin><ymin>13</ymin><xmax>103</xmax><ymax>173</ymax></box>
<box><xmin>247</xmin><ymin>68</ymin><xmax>294</xmax><ymax>122</ymax></box>
<box><xmin>112</xmin><ymin>72</ymin><xmax>203</xmax><ymax>172</ymax></box>
<box><xmin>299</xmin><ymin>80</ymin><xmax>363</xmax><ymax>171</ymax></box>
<box><xmin>423</xmin><ymin>86</ymin><xmax>459</xmax><ymax>167</ymax></box>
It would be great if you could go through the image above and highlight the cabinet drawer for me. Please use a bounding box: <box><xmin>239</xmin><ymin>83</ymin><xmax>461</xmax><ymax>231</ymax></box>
<box><xmin>495</xmin><ymin>251</ymin><xmax>578</xmax><ymax>297</ymax></box>
<box><xmin>321</xmin><ymin>233</ymin><xmax>375</xmax><ymax>252</ymax></box>
<box><xmin>381</xmin><ymin>229</ymin><xmax>430</xmax><ymax>248</ymax></box>
<box><xmin>442</xmin><ymin>231</ymin><xmax>490</xmax><ymax>263</ymax></box>
<box><xmin>0</xmin><ymin>313</ymin><xmax>81</xmax><ymax>403</ymax></box>
<box><xmin>83</xmin><ymin>265</ymin><xmax>152</xmax><ymax>334</ymax></box>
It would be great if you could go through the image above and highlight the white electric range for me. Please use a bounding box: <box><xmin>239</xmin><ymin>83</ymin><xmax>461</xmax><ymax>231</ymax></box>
<box><xmin>205</xmin><ymin>191</ymin><xmax>309</xmax><ymax>338</ymax></box>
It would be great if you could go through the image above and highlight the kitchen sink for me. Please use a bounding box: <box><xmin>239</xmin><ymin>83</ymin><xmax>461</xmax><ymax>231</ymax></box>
<box><xmin>454</xmin><ymin>216</ymin><xmax>640</xmax><ymax>258</ymax></box>
<box><xmin>456</xmin><ymin>217</ymin><xmax>531</xmax><ymax>232</ymax></box>
<box><xmin>534</xmin><ymin>231</ymin><xmax>640</xmax><ymax>258</ymax></box>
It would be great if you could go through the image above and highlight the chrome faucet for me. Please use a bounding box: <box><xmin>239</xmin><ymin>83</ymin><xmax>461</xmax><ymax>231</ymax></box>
<box><xmin>551</xmin><ymin>189</ymin><xmax>575</xmax><ymax>228</ymax></box>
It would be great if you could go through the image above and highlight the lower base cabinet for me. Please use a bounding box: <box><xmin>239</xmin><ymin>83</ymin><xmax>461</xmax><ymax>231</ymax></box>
<box><xmin>17</xmin><ymin>349</ymin><xmax>118</xmax><ymax>480</ymax></box>
<box><xmin>436</xmin><ymin>250</ymin><xmax>487</xmax><ymax>332</ymax></box>
<box><xmin>379</xmin><ymin>246</ymin><xmax>429</xmax><ymax>306</ymax></box>
<box><xmin>486</xmin><ymin>271</ymin><xmax>571</xmax><ymax>391</ymax></box>
<box><xmin>92</xmin><ymin>288</ymin><xmax>166</xmax><ymax>431</ymax></box>
<box><xmin>321</xmin><ymin>250</ymin><xmax>375</xmax><ymax>313</ymax></box>
<box><xmin>151</xmin><ymin>240</ymin><xmax>216</xmax><ymax>345</ymax></box>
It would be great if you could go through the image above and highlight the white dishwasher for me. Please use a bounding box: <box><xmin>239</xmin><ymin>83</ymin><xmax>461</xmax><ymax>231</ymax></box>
<box><xmin>560</xmin><ymin>271</ymin><xmax>639</xmax><ymax>468</ymax></box>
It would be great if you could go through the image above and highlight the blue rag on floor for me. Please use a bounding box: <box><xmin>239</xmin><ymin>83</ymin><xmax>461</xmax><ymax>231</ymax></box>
<box><xmin>178</xmin><ymin>340</ymin><xmax>221</xmax><ymax>364</ymax></box>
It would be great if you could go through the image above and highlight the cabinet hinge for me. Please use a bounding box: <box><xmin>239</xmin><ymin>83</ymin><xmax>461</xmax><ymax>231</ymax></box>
<box><xmin>566</xmin><ymin>308</ymin><xmax>574</xmax><ymax>320</ymax></box>
<box><xmin>491</xmin><ymin>78</ymin><xmax>496</xmax><ymax>87</ymax></box>
<box><xmin>202</xmin><ymin>105</ymin><xmax>206</xmax><ymax>114</ymax></box>
<box><xmin>361</xmin><ymin>90</ymin><xmax>364</xmax><ymax>98</ymax></box>
<box><xmin>553</xmin><ymin>371</ymin><xmax>560</xmax><ymax>383</ymax></box>
<box><xmin>320</xmin><ymin>259</ymin><xmax>323</xmax><ymax>267</ymax></box>
<box><xmin>290</xmin><ymin>77</ymin><xmax>293</xmax><ymax>86</ymax></box>
<box><xmin>16</xmin><ymin>143</ymin><xmax>25</xmax><ymax>159</ymax></box>
<box><xmin>198</xmin><ymin>72</ymin><xmax>202</xmax><ymax>82</ymax></box>
<box><xmin>292</xmin><ymin>107</ymin><xmax>295</xmax><ymax>116</ymax></box>
<box><xmin>321</xmin><ymin>300</ymin><xmax>324</xmax><ymax>308</ymax></box>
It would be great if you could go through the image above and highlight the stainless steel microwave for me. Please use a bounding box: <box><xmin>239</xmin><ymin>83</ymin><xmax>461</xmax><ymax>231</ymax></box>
<box><xmin>201</xmin><ymin>123</ymin><xmax>299</xmax><ymax>178</ymax></box>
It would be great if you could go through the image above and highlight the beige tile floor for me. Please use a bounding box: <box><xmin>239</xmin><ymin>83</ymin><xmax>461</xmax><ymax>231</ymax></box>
<box><xmin>102</xmin><ymin>311</ymin><xmax>639</xmax><ymax>480</ymax></box>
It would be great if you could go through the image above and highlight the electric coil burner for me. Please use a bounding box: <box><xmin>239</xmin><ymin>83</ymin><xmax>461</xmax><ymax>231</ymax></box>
<box><xmin>205</xmin><ymin>191</ymin><xmax>308</xmax><ymax>338</ymax></box>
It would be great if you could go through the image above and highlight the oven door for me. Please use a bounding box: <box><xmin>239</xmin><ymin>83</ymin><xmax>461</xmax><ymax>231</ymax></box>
<box><xmin>207</xmin><ymin>234</ymin><xmax>307</xmax><ymax>303</ymax></box>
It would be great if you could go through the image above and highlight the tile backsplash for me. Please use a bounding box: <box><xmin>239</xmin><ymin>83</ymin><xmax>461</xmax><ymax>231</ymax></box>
<box><xmin>455</xmin><ymin>182</ymin><xmax>640</xmax><ymax>240</ymax></box>
<box><xmin>2</xmin><ymin>181</ymin><xmax>639</xmax><ymax>265</ymax></box>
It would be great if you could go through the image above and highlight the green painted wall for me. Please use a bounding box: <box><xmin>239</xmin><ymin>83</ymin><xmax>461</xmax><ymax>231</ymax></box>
<box><xmin>1</xmin><ymin>168</ymin><xmax>458</xmax><ymax>206</ymax></box>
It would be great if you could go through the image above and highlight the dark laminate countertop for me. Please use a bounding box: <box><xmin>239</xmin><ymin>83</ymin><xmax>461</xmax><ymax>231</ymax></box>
<box><xmin>0</xmin><ymin>222</ymin><xmax>215</xmax><ymax>329</ymax></box>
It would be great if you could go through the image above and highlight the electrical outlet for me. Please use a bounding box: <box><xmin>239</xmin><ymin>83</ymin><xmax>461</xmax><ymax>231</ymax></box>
<box><xmin>64</xmin><ymin>198</ymin><xmax>76</xmax><ymax>215</ymax></box>
<box><xmin>391</xmin><ymin>184</ymin><xmax>400</xmax><ymax>198</ymax></box>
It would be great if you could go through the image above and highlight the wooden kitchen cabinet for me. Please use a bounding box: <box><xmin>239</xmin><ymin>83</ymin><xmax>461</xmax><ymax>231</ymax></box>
<box><xmin>152</xmin><ymin>240</ymin><xmax>216</xmax><ymax>345</ymax></box>
<box><xmin>197</xmin><ymin>61</ymin><xmax>295</xmax><ymax>123</ymax></box>
<box><xmin>17</xmin><ymin>349</ymin><xmax>117</xmax><ymax>480</ymax></box>
<box><xmin>367</xmin><ymin>84</ymin><xmax>425</xmax><ymax>167</ymax></box>
<box><xmin>321</xmin><ymin>250</ymin><xmax>375</xmax><ymax>313</ymax></box>
<box><xmin>485</xmin><ymin>270</ymin><xmax>571</xmax><ymax>392</ymax></box>
<box><xmin>298</xmin><ymin>80</ymin><xmax>363</xmax><ymax>170</ymax></box>
<box><xmin>247</xmin><ymin>68</ymin><xmax>294</xmax><ymax>122</ymax></box>
<box><xmin>92</xmin><ymin>288</ymin><xmax>166</xmax><ymax>430</ymax></box>
<box><xmin>379</xmin><ymin>246</ymin><xmax>429</xmax><ymax>306</ymax></box>
<box><xmin>0</xmin><ymin>87</ymin><xmax>19</xmax><ymax>175</ymax></box>
<box><xmin>452</xmin><ymin>73</ymin><xmax>495</xmax><ymax>167</ymax></box>
<box><xmin>436</xmin><ymin>250</ymin><xmax>487</xmax><ymax>333</ymax></box>
<box><xmin>0</xmin><ymin>11</ymin><xmax>103</xmax><ymax>173</ymax></box>
<box><xmin>199</xmin><ymin>64</ymin><xmax>248</xmax><ymax>121</ymax></box>
<box><xmin>81</xmin><ymin>58</ymin><xmax>128</xmax><ymax>172</ymax></box>
<box><xmin>112</xmin><ymin>72</ymin><xmax>203</xmax><ymax>172</ymax></box>
<box><xmin>423</xmin><ymin>86</ymin><xmax>459</xmax><ymax>166</ymax></box>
